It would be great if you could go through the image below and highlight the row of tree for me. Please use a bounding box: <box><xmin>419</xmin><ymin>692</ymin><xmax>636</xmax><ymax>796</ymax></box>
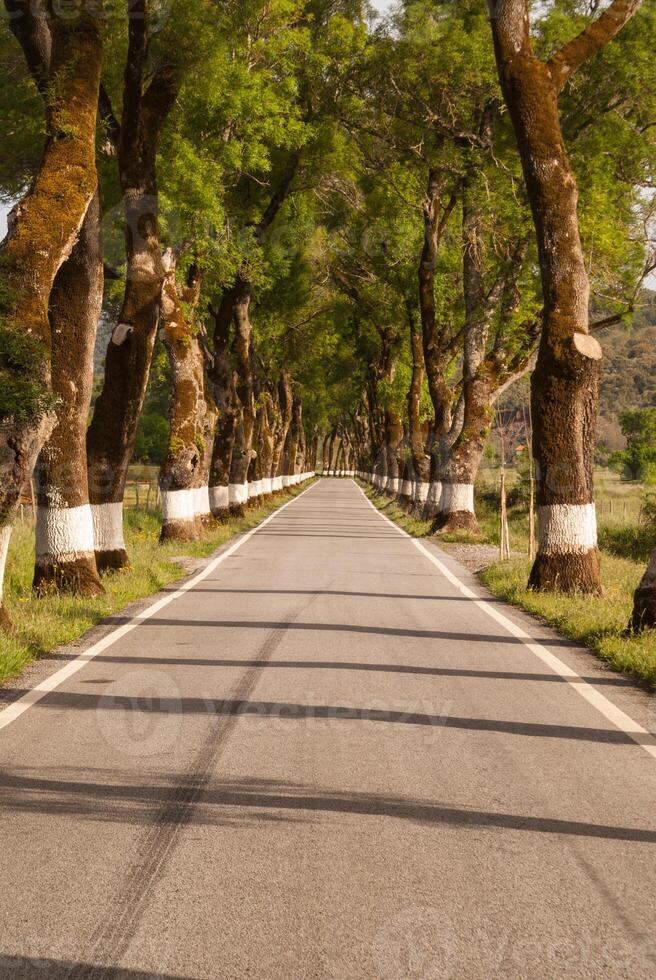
<box><xmin>0</xmin><ymin>1</ymin><xmax>655</xmax><ymax>630</ymax></box>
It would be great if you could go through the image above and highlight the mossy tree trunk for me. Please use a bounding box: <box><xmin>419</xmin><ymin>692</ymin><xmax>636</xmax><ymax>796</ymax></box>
<box><xmin>273</xmin><ymin>370</ymin><xmax>293</xmax><ymax>489</ymax></box>
<box><xmin>87</xmin><ymin>5</ymin><xmax>177</xmax><ymax>570</ymax></box>
<box><xmin>195</xmin><ymin>342</ymin><xmax>218</xmax><ymax>528</ymax></box>
<box><xmin>33</xmin><ymin>193</ymin><xmax>104</xmax><ymax>596</ymax></box>
<box><xmin>319</xmin><ymin>432</ymin><xmax>329</xmax><ymax>475</ymax></box>
<box><xmin>158</xmin><ymin>255</ymin><xmax>207</xmax><ymax>542</ymax></box>
<box><xmin>295</xmin><ymin>401</ymin><xmax>307</xmax><ymax>477</ymax></box>
<box><xmin>0</xmin><ymin>7</ymin><xmax>102</xmax><ymax>624</ymax></box>
<box><xmin>257</xmin><ymin>389</ymin><xmax>276</xmax><ymax>498</ymax></box>
<box><xmin>489</xmin><ymin>0</ymin><xmax>642</xmax><ymax>593</ymax></box>
<box><xmin>630</xmin><ymin>550</ymin><xmax>656</xmax><ymax>632</ymax></box>
<box><xmin>435</xmin><ymin>198</ymin><xmax>537</xmax><ymax>536</ymax></box>
<box><xmin>417</xmin><ymin>167</ymin><xmax>462</xmax><ymax>517</ymax></box>
<box><xmin>284</xmin><ymin>392</ymin><xmax>304</xmax><ymax>485</ymax></box>
<box><xmin>403</xmin><ymin>302</ymin><xmax>429</xmax><ymax>508</ymax></box>
<box><xmin>230</xmin><ymin>279</ymin><xmax>256</xmax><ymax>510</ymax></box>
<box><xmin>309</xmin><ymin>432</ymin><xmax>319</xmax><ymax>474</ymax></box>
<box><xmin>208</xmin><ymin>288</ymin><xmax>239</xmax><ymax>520</ymax></box>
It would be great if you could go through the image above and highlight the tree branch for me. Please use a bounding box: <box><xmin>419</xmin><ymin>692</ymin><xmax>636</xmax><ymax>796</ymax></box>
<box><xmin>547</xmin><ymin>0</ymin><xmax>644</xmax><ymax>93</ymax></box>
<box><xmin>5</xmin><ymin>0</ymin><xmax>51</xmax><ymax>94</ymax></box>
<box><xmin>256</xmin><ymin>150</ymin><xmax>301</xmax><ymax>236</ymax></box>
<box><xmin>99</xmin><ymin>83</ymin><xmax>121</xmax><ymax>152</ymax></box>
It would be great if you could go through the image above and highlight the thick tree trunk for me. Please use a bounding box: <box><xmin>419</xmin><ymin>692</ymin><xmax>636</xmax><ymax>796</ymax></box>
<box><xmin>230</xmin><ymin>281</ymin><xmax>256</xmax><ymax>510</ymax></box>
<box><xmin>0</xmin><ymin>11</ymin><xmax>102</xmax><ymax>622</ymax></box>
<box><xmin>309</xmin><ymin>432</ymin><xmax>319</xmax><ymax>474</ymax></box>
<box><xmin>487</xmin><ymin>0</ymin><xmax>641</xmax><ymax>592</ymax></box>
<box><xmin>208</xmin><ymin>290</ymin><xmax>239</xmax><ymax>520</ymax></box>
<box><xmin>283</xmin><ymin>394</ymin><xmax>302</xmax><ymax>487</ymax></box>
<box><xmin>417</xmin><ymin>169</ymin><xmax>461</xmax><ymax>518</ymax></box>
<box><xmin>321</xmin><ymin>432</ymin><xmax>330</xmax><ymax>475</ymax></box>
<box><xmin>403</xmin><ymin>304</ymin><xmax>430</xmax><ymax>508</ymax></box>
<box><xmin>272</xmin><ymin>371</ymin><xmax>293</xmax><ymax>490</ymax></box>
<box><xmin>384</xmin><ymin>411</ymin><xmax>404</xmax><ymax>496</ymax></box>
<box><xmin>295</xmin><ymin>404</ymin><xmax>307</xmax><ymax>478</ymax></box>
<box><xmin>208</xmin><ymin>377</ymin><xmax>238</xmax><ymax>520</ymax></box>
<box><xmin>87</xmin><ymin>13</ymin><xmax>177</xmax><ymax>570</ymax></box>
<box><xmin>195</xmin><ymin>366</ymin><xmax>218</xmax><ymax>528</ymax></box>
<box><xmin>248</xmin><ymin>399</ymin><xmax>264</xmax><ymax>504</ymax></box>
<box><xmin>434</xmin><ymin>198</ymin><xmax>488</xmax><ymax>535</ymax></box>
<box><xmin>33</xmin><ymin>193</ymin><xmax>104</xmax><ymax>595</ymax></box>
<box><xmin>630</xmin><ymin>550</ymin><xmax>656</xmax><ymax>632</ymax></box>
<box><xmin>158</xmin><ymin>258</ymin><xmax>206</xmax><ymax>542</ymax></box>
<box><xmin>87</xmin><ymin>191</ymin><xmax>165</xmax><ymax>567</ymax></box>
<box><xmin>229</xmin><ymin>413</ymin><xmax>247</xmax><ymax>514</ymax></box>
<box><xmin>257</xmin><ymin>391</ymin><xmax>276</xmax><ymax>499</ymax></box>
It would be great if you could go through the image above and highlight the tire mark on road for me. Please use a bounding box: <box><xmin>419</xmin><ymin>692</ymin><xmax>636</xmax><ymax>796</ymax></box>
<box><xmin>77</xmin><ymin>590</ymin><xmax>323</xmax><ymax>979</ymax></box>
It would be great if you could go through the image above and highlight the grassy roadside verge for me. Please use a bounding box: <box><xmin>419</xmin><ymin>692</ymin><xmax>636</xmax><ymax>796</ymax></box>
<box><xmin>358</xmin><ymin>481</ymin><xmax>656</xmax><ymax>689</ymax></box>
<box><xmin>0</xmin><ymin>482</ymin><xmax>315</xmax><ymax>687</ymax></box>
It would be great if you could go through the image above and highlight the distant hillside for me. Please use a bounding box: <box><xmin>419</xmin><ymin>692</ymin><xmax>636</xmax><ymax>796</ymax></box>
<box><xmin>490</xmin><ymin>291</ymin><xmax>656</xmax><ymax>462</ymax></box>
<box><xmin>597</xmin><ymin>291</ymin><xmax>656</xmax><ymax>452</ymax></box>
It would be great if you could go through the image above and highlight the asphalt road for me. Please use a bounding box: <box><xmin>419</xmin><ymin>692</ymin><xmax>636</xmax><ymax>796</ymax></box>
<box><xmin>1</xmin><ymin>478</ymin><xmax>656</xmax><ymax>979</ymax></box>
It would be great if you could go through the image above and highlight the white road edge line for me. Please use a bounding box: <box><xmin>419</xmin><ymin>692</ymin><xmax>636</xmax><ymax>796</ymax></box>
<box><xmin>355</xmin><ymin>480</ymin><xmax>656</xmax><ymax>762</ymax></box>
<box><xmin>0</xmin><ymin>480</ymin><xmax>319</xmax><ymax>735</ymax></box>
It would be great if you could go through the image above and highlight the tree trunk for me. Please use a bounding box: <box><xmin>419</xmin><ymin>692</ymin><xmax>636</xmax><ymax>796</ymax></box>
<box><xmin>229</xmin><ymin>410</ymin><xmax>247</xmax><ymax>514</ymax></box>
<box><xmin>321</xmin><ymin>432</ymin><xmax>330</xmax><ymax>475</ymax></box>
<box><xmin>434</xmin><ymin>196</ymin><xmax>488</xmax><ymax>535</ymax></box>
<box><xmin>208</xmin><ymin>289</ymin><xmax>239</xmax><ymax>520</ymax></box>
<box><xmin>404</xmin><ymin>304</ymin><xmax>430</xmax><ymax>509</ymax></box>
<box><xmin>158</xmin><ymin>258</ymin><xmax>206</xmax><ymax>542</ymax></box>
<box><xmin>195</xmin><ymin>363</ymin><xmax>218</xmax><ymax>529</ymax></box>
<box><xmin>257</xmin><ymin>390</ymin><xmax>276</xmax><ymax>499</ymax></box>
<box><xmin>249</xmin><ymin>396</ymin><xmax>265</xmax><ymax>504</ymax></box>
<box><xmin>417</xmin><ymin>168</ymin><xmax>460</xmax><ymax>517</ymax></box>
<box><xmin>295</xmin><ymin>403</ymin><xmax>307</xmax><ymax>479</ymax></box>
<box><xmin>487</xmin><ymin>0</ymin><xmax>639</xmax><ymax>592</ymax></box>
<box><xmin>384</xmin><ymin>410</ymin><xmax>404</xmax><ymax>496</ymax></box>
<box><xmin>273</xmin><ymin>370</ymin><xmax>293</xmax><ymax>491</ymax></box>
<box><xmin>0</xmin><ymin>11</ymin><xmax>102</xmax><ymax>623</ymax></box>
<box><xmin>87</xmin><ymin>190</ymin><xmax>165</xmax><ymax>567</ymax></box>
<box><xmin>310</xmin><ymin>432</ymin><xmax>319</xmax><ymax>474</ymax></box>
<box><xmin>33</xmin><ymin>193</ymin><xmax>104</xmax><ymax>595</ymax></box>
<box><xmin>230</xmin><ymin>280</ymin><xmax>256</xmax><ymax>510</ymax></box>
<box><xmin>87</xmin><ymin>14</ymin><xmax>177</xmax><ymax>570</ymax></box>
<box><xmin>630</xmin><ymin>550</ymin><xmax>656</xmax><ymax>632</ymax></box>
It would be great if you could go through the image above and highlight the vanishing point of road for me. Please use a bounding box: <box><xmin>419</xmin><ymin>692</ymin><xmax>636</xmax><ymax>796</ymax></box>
<box><xmin>1</xmin><ymin>479</ymin><xmax>655</xmax><ymax>978</ymax></box>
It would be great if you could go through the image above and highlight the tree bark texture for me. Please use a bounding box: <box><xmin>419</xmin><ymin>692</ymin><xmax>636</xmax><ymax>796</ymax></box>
<box><xmin>33</xmin><ymin>193</ymin><xmax>104</xmax><ymax>595</ymax></box>
<box><xmin>87</xmin><ymin>8</ymin><xmax>177</xmax><ymax>570</ymax></box>
<box><xmin>0</xmin><ymin>8</ymin><xmax>102</xmax><ymax>623</ymax></box>
<box><xmin>488</xmin><ymin>0</ymin><xmax>642</xmax><ymax>591</ymax></box>
<box><xmin>158</xmin><ymin>257</ymin><xmax>207</xmax><ymax>542</ymax></box>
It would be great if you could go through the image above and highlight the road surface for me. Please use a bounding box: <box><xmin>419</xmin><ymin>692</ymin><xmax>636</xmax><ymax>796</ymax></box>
<box><xmin>1</xmin><ymin>478</ymin><xmax>655</xmax><ymax>979</ymax></box>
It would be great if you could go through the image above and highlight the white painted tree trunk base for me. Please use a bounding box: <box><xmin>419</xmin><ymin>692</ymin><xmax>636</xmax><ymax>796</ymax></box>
<box><xmin>193</xmin><ymin>486</ymin><xmax>212</xmax><ymax>520</ymax></box>
<box><xmin>537</xmin><ymin>503</ymin><xmax>597</xmax><ymax>554</ymax></box>
<box><xmin>0</xmin><ymin>525</ymin><xmax>12</xmax><ymax>602</ymax></box>
<box><xmin>91</xmin><ymin>502</ymin><xmax>126</xmax><ymax>554</ymax></box>
<box><xmin>439</xmin><ymin>483</ymin><xmax>474</xmax><ymax>515</ymax></box>
<box><xmin>209</xmin><ymin>485</ymin><xmax>229</xmax><ymax>512</ymax></box>
<box><xmin>34</xmin><ymin>505</ymin><xmax>95</xmax><ymax>560</ymax></box>
<box><xmin>161</xmin><ymin>489</ymin><xmax>196</xmax><ymax>523</ymax></box>
<box><xmin>229</xmin><ymin>483</ymin><xmax>248</xmax><ymax>506</ymax></box>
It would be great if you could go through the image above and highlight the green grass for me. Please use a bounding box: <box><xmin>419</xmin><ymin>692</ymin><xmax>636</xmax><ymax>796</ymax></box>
<box><xmin>360</xmin><ymin>480</ymin><xmax>656</xmax><ymax>689</ymax></box>
<box><xmin>481</xmin><ymin>556</ymin><xmax>656</xmax><ymax>688</ymax></box>
<box><xmin>0</xmin><ymin>483</ymin><xmax>314</xmax><ymax>687</ymax></box>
